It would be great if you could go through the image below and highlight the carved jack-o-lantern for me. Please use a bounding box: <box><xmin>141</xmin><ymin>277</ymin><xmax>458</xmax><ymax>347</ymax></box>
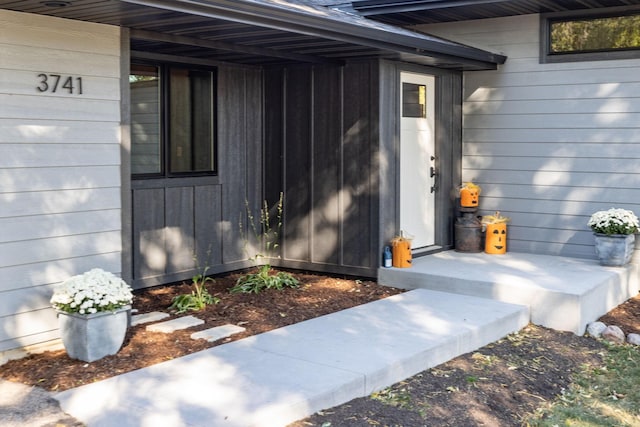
<box><xmin>392</xmin><ymin>237</ymin><xmax>412</xmax><ymax>268</ymax></box>
<box><xmin>485</xmin><ymin>223</ymin><xmax>507</xmax><ymax>254</ymax></box>
<box><xmin>460</xmin><ymin>188</ymin><xmax>480</xmax><ymax>208</ymax></box>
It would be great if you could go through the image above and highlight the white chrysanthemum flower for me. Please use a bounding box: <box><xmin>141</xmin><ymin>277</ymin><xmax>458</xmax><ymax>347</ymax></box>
<box><xmin>50</xmin><ymin>268</ymin><xmax>133</xmax><ymax>314</ymax></box>
<box><xmin>588</xmin><ymin>208</ymin><xmax>639</xmax><ymax>235</ymax></box>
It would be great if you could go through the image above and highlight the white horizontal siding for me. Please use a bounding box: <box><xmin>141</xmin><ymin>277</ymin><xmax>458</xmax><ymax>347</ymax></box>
<box><xmin>0</xmin><ymin>253</ymin><xmax>121</xmax><ymax>294</ymax></box>
<box><xmin>0</xmin><ymin>309</ymin><xmax>60</xmax><ymax>352</ymax></box>
<box><xmin>418</xmin><ymin>14</ymin><xmax>640</xmax><ymax>260</ymax></box>
<box><xmin>1</xmin><ymin>44</ymin><xmax>120</xmax><ymax>77</ymax></box>
<box><xmin>0</xmin><ymin>188</ymin><xmax>121</xmax><ymax>217</ymax></box>
<box><xmin>0</xmin><ymin>9</ymin><xmax>123</xmax><ymax>352</ymax></box>
<box><xmin>0</xmin><ymin>119</ymin><xmax>120</xmax><ymax>144</ymax></box>
<box><xmin>465</xmin><ymin>128</ymin><xmax>640</xmax><ymax>143</ymax></box>
<box><xmin>1</xmin><ymin>95</ymin><xmax>120</xmax><ymax>121</ymax></box>
<box><xmin>0</xmin><ymin>144</ymin><xmax>120</xmax><ymax>168</ymax></box>
<box><xmin>0</xmin><ymin>209</ymin><xmax>121</xmax><ymax>244</ymax></box>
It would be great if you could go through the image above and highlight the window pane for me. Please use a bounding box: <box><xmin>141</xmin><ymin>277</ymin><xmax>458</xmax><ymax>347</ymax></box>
<box><xmin>130</xmin><ymin>65</ymin><xmax>161</xmax><ymax>174</ymax></box>
<box><xmin>169</xmin><ymin>68</ymin><xmax>215</xmax><ymax>173</ymax></box>
<box><xmin>402</xmin><ymin>83</ymin><xmax>426</xmax><ymax>118</ymax></box>
<box><xmin>551</xmin><ymin>14</ymin><xmax>640</xmax><ymax>54</ymax></box>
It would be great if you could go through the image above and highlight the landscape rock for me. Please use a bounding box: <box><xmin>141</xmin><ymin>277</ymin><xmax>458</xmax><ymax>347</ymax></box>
<box><xmin>586</xmin><ymin>321</ymin><xmax>607</xmax><ymax>338</ymax></box>
<box><xmin>627</xmin><ymin>333</ymin><xmax>640</xmax><ymax>346</ymax></box>
<box><xmin>601</xmin><ymin>325</ymin><xmax>625</xmax><ymax>344</ymax></box>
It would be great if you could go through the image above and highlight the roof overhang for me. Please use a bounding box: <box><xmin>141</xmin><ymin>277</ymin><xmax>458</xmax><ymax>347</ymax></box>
<box><xmin>348</xmin><ymin>0</ymin><xmax>640</xmax><ymax>25</ymax></box>
<box><xmin>0</xmin><ymin>0</ymin><xmax>505</xmax><ymax>70</ymax></box>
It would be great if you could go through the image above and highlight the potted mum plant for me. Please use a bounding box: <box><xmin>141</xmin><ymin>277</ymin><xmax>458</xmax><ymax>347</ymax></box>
<box><xmin>50</xmin><ymin>268</ymin><xmax>134</xmax><ymax>362</ymax></box>
<box><xmin>588</xmin><ymin>208</ymin><xmax>639</xmax><ymax>266</ymax></box>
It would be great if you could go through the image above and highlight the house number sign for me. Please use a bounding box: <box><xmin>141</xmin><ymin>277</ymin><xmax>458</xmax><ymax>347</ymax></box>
<box><xmin>36</xmin><ymin>73</ymin><xmax>84</xmax><ymax>95</ymax></box>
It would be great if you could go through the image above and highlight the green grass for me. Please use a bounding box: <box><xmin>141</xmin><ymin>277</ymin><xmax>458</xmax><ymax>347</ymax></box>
<box><xmin>525</xmin><ymin>343</ymin><xmax>640</xmax><ymax>427</ymax></box>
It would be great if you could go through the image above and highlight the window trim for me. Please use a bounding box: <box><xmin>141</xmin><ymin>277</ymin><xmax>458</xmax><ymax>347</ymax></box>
<box><xmin>130</xmin><ymin>60</ymin><xmax>218</xmax><ymax>179</ymax></box>
<box><xmin>541</xmin><ymin>7</ymin><xmax>640</xmax><ymax>64</ymax></box>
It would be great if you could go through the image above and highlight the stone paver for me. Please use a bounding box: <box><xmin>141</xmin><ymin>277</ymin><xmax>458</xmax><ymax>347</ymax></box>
<box><xmin>131</xmin><ymin>311</ymin><xmax>170</xmax><ymax>327</ymax></box>
<box><xmin>190</xmin><ymin>324</ymin><xmax>246</xmax><ymax>342</ymax></box>
<box><xmin>146</xmin><ymin>316</ymin><xmax>203</xmax><ymax>333</ymax></box>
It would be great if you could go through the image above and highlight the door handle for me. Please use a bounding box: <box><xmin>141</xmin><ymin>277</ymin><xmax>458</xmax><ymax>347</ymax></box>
<box><xmin>430</xmin><ymin>156</ymin><xmax>438</xmax><ymax>193</ymax></box>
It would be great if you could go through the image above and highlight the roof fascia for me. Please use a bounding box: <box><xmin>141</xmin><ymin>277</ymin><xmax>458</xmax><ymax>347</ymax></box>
<box><xmin>120</xmin><ymin>0</ymin><xmax>506</xmax><ymax>68</ymax></box>
<box><xmin>351</xmin><ymin>0</ymin><xmax>512</xmax><ymax>16</ymax></box>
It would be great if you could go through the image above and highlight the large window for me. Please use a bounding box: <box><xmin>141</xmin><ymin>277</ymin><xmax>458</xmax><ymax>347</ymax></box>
<box><xmin>130</xmin><ymin>63</ymin><xmax>217</xmax><ymax>176</ymax></box>
<box><xmin>542</xmin><ymin>10</ymin><xmax>640</xmax><ymax>63</ymax></box>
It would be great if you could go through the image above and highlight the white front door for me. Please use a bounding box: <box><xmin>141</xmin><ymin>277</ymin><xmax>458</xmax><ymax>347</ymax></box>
<box><xmin>399</xmin><ymin>72</ymin><xmax>436</xmax><ymax>249</ymax></box>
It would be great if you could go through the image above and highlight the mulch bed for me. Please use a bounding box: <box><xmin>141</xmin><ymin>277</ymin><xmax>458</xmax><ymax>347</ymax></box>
<box><xmin>2</xmin><ymin>268</ymin><xmax>639</xmax><ymax>426</ymax></box>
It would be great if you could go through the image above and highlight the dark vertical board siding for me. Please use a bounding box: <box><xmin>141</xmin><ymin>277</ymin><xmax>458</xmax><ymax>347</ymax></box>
<box><xmin>378</xmin><ymin>61</ymin><xmax>400</xmax><ymax>251</ymax></box>
<box><xmin>195</xmin><ymin>185</ymin><xmax>223</xmax><ymax>268</ymax></box>
<box><xmin>342</xmin><ymin>62</ymin><xmax>375</xmax><ymax>268</ymax></box>
<box><xmin>165</xmin><ymin>186</ymin><xmax>195</xmax><ymax>273</ymax></box>
<box><xmin>219</xmin><ymin>66</ymin><xmax>249</xmax><ymax>263</ymax></box>
<box><xmin>435</xmin><ymin>73</ymin><xmax>462</xmax><ymax>247</ymax></box>
<box><xmin>132</xmin><ymin>187</ymin><xmax>165</xmax><ymax>281</ymax></box>
<box><xmin>263</xmin><ymin>68</ymin><xmax>285</xmax><ymax>207</ymax></box>
<box><xmin>245</xmin><ymin>67</ymin><xmax>264</xmax><ymax>222</ymax></box>
<box><xmin>312</xmin><ymin>66</ymin><xmax>342</xmax><ymax>265</ymax></box>
<box><xmin>283</xmin><ymin>67</ymin><xmax>312</xmax><ymax>261</ymax></box>
<box><xmin>263</xmin><ymin>68</ymin><xmax>286</xmax><ymax>259</ymax></box>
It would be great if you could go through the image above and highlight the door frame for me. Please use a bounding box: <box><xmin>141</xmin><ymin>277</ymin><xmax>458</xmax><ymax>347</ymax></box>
<box><xmin>399</xmin><ymin>71</ymin><xmax>436</xmax><ymax>250</ymax></box>
<box><xmin>378</xmin><ymin>61</ymin><xmax>462</xmax><ymax>260</ymax></box>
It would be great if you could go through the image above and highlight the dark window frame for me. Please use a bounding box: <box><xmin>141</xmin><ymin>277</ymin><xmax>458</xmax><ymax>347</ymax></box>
<box><xmin>130</xmin><ymin>61</ymin><xmax>218</xmax><ymax>179</ymax></box>
<box><xmin>541</xmin><ymin>7</ymin><xmax>640</xmax><ymax>63</ymax></box>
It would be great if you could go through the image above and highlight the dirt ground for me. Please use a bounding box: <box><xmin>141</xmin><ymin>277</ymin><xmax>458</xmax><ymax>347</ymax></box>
<box><xmin>1</xmin><ymin>268</ymin><xmax>639</xmax><ymax>426</ymax></box>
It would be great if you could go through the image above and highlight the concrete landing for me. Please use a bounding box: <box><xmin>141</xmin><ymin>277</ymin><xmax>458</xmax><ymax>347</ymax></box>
<box><xmin>55</xmin><ymin>289</ymin><xmax>528</xmax><ymax>427</ymax></box>
<box><xmin>379</xmin><ymin>251</ymin><xmax>639</xmax><ymax>335</ymax></box>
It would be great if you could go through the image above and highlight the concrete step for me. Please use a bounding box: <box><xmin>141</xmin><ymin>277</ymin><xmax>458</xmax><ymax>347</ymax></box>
<box><xmin>379</xmin><ymin>251</ymin><xmax>639</xmax><ymax>335</ymax></box>
<box><xmin>55</xmin><ymin>289</ymin><xmax>528</xmax><ymax>427</ymax></box>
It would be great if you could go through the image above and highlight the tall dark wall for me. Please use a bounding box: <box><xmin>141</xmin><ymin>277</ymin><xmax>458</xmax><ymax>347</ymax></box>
<box><xmin>264</xmin><ymin>61</ymin><xmax>380</xmax><ymax>277</ymax></box>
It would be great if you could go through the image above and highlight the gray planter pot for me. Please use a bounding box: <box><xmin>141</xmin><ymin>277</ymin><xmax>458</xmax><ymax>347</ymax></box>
<box><xmin>593</xmin><ymin>233</ymin><xmax>635</xmax><ymax>266</ymax></box>
<box><xmin>58</xmin><ymin>305</ymin><xmax>130</xmax><ymax>362</ymax></box>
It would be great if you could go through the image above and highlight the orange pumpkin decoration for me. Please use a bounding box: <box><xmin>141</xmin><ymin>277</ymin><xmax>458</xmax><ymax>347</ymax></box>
<box><xmin>460</xmin><ymin>188</ymin><xmax>480</xmax><ymax>208</ymax></box>
<box><xmin>485</xmin><ymin>223</ymin><xmax>507</xmax><ymax>254</ymax></box>
<box><xmin>391</xmin><ymin>237</ymin><xmax>412</xmax><ymax>268</ymax></box>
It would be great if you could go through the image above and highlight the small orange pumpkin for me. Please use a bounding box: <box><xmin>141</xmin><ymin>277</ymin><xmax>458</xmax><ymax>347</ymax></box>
<box><xmin>391</xmin><ymin>237</ymin><xmax>412</xmax><ymax>268</ymax></box>
<box><xmin>485</xmin><ymin>222</ymin><xmax>507</xmax><ymax>254</ymax></box>
<box><xmin>460</xmin><ymin>188</ymin><xmax>480</xmax><ymax>208</ymax></box>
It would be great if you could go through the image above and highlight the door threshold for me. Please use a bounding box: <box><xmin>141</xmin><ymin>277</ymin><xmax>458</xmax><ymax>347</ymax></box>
<box><xmin>412</xmin><ymin>245</ymin><xmax>446</xmax><ymax>258</ymax></box>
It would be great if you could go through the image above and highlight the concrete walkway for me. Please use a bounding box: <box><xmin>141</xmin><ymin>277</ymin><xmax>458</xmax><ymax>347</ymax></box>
<box><xmin>55</xmin><ymin>289</ymin><xmax>528</xmax><ymax>427</ymax></box>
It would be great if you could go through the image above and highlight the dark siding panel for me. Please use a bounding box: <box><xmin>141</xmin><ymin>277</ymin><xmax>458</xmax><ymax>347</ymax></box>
<box><xmin>312</xmin><ymin>66</ymin><xmax>342</xmax><ymax>265</ymax></box>
<box><xmin>378</xmin><ymin>61</ymin><xmax>399</xmax><ymax>251</ymax></box>
<box><xmin>219</xmin><ymin>66</ymin><xmax>249</xmax><ymax>263</ymax></box>
<box><xmin>283</xmin><ymin>67</ymin><xmax>312</xmax><ymax>261</ymax></box>
<box><xmin>245</xmin><ymin>67</ymin><xmax>264</xmax><ymax>222</ymax></box>
<box><xmin>195</xmin><ymin>185</ymin><xmax>223</xmax><ymax>268</ymax></box>
<box><xmin>132</xmin><ymin>187</ymin><xmax>165</xmax><ymax>281</ymax></box>
<box><xmin>342</xmin><ymin>62</ymin><xmax>376</xmax><ymax>268</ymax></box>
<box><xmin>264</xmin><ymin>68</ymin><xmax>285</xmax><ymax>206</ymax></box>
<box><xmin>435</xmin><ymin>73</ymin><xmax>462</xmax><ymax>247</ymax></box>
<box><xmin>165</xmin><ymin>186</ymin><xmax>195</xmax><ymax>273</ymax></box>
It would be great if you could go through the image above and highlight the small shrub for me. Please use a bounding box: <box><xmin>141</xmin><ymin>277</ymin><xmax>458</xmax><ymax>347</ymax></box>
<box><xmin>170</xmin><ymin>268</ymin><xmax>220</xmax><ymax>313</ymax></box>
<box><xmin>230</xmin><ymin>264</ymin><xmax>300</xmax><ymax>294</ymax></box>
